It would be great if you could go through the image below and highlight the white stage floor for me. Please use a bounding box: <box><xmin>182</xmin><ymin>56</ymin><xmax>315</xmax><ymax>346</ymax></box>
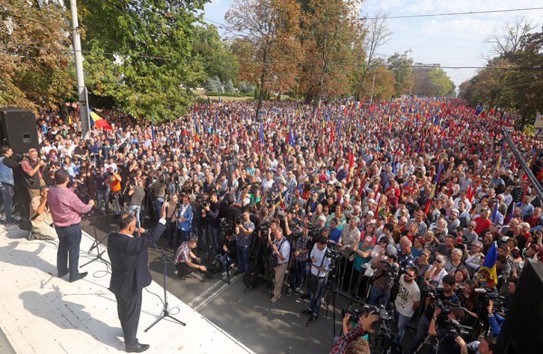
<box><xmin>0</xmin><ymin>226</ymin><xmax>253</xmax><ymax>354</ymax></box>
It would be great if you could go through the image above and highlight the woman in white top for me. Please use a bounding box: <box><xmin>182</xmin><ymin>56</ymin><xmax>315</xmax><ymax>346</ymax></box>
<box><xmin>424</xmin><ymin>255</ymin><xmax>448</xmax><ymax>288</ymax></box>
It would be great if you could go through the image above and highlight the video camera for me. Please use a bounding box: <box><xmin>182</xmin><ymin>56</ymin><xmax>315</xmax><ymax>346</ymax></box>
<box><xmin>341</xmin><ymin>304</ymin><xmax>391</xmax><ymax>331</ymax></box>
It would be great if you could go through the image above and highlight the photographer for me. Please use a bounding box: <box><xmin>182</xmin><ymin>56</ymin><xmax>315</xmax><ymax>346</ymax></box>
<box><xmin>235</xmin><ymin>210</ymin><xmax>255</xmax><ymax>274</ymax></box>
<box><xmin>127</xmin><ymin>177</ymin><xmax>145</xmax><ymax>227</ymax></box>
<box><xmin>329</xmin><ymin>312</ymin><xmax>379</xmax><ymax>354</ymax></box>
<box><xmin>428</xmin><ymin>306</ymin><xmax>468</xmax><ymax>354</ymax></box>
<box><xmin>203</xmin><ymin>191</ymin><xmax>221</xmax><ymax>255</ymax></box>
<box><xmin>107</xmin><ymin>166</ymin><xmax>123</xmax><ymax>216</ymax></box>
<box><xmin>173</xmin><ymin>238</ymin><xmax>208</xmax><ymax>278</ymax></box>
<box><xmin>301</xmin><ymin>235</ymin><xmax>331</xmax><ymax>321</ymax></box>
<box><xmin>410</xmin><ymin>274</ymin><xmax>459</xmax><ymax>352</ymax></box>
<box><xmin>268</xmin><ymin>221</ymin><xmax>290</xmax><ymax>303</ymax></box>
<box><xmin>288</xmin><ymin>222</ymin><xmax>312</xmax><ymax>295</ymax></box>
<box><xmin>486</xmin><ymin>300</ymin><xmax>505</xmax><ymax>338</ymax></box>
<box><xmin>368</xmin><ymin>244</ymin><xmax>399</xmax><ymax>307</ymax></box>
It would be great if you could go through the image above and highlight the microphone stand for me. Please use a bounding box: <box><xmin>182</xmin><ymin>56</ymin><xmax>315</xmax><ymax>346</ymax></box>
<box><xmin>144</xmin><ymin>244</ymin><xmax>186</xmax><ymax>332</ymax></box>
<box><xmin>81</xmin><ymin>211</ymin><xmax>110</xmax><ymax>267</ymax></box>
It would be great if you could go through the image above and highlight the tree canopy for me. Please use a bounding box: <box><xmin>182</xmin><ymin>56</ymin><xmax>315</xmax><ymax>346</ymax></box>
<box><xmin>460</xmin><ymin>24</ymin><xmax>543</xmax><ymax>128</ymax></box>
<box><xmin>0</xmin><ymin>0</ymin><xmax>74</xmax><ymax>110</ymax></box>
<box><xmin>79</xmin><ymin>0</ymin><xmax>208</xmax><ymax>120</ymax></box>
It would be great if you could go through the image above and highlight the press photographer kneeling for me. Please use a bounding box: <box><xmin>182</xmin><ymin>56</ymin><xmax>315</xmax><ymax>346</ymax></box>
<box><xmin>329</xmin><ymin>310</ymin><xmax>379</xmax><ymax>354</ymax></box>
<box><xmin>174</xmin><ymin>239</ymin><xmax>207</xmax><ymax>278</ymax></box>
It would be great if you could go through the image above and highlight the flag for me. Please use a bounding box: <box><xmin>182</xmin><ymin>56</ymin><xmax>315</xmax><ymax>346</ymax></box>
<box><xmin>490</xmin><ymin>203</ymin><xmax>499</xmax><ymax>223</ymax></box>
<box><xmin>259</xmin><ymin>122</ymin><xmax>265</xmax><ymax>145</ymax></box>
<box><xmin>89</xmin><ymin>111</ymin><xmax>112</xmax><ymax>130</ymax></box>
<box><xmin>347</xmin><ymin>148</ymin><xmax>354</xmax><ymax>182</ymax></box>
<box><xmin>495</xmin><ymin>148</ymin><xmax>502</xmax><ymax>173</ymax></box>
<box><xmin>151</xmin><ymin>115</ymin><xmax>156</xmax><ymax>149</ymax></box>
<box><xmin>193</xmin><ymin>112</ymin><xmax>200</xmax><ymax>142</ymax></box>
<box><xmin>479</xmin><ymin>242</ymin><xmax>498</xmax><ymax>288</ymax></box>
<box><xmin>288</xmin><ymin>123</ymin><xmax>295</xmax><ymax>147</ymax></box>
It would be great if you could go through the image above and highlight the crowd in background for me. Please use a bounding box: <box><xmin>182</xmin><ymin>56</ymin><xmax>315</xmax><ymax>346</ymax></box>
<box><xmin>1</xmin><ymin>96</ymin><xmax>542</xmax><ymax>354</ymax></box>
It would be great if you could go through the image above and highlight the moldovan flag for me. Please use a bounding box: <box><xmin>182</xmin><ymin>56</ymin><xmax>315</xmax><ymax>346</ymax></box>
<box><xmin>479</xmin><ymin>242</ymin><xmax>498</xmax><ymax>288</ymax></box>
<box><xmin>90</xmin><ymin>111</ymin><xmax>112</xmax><ymax>130</ymax></box>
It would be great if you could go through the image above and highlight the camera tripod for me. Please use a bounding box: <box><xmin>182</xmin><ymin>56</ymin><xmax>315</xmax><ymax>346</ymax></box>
<box><xmin>145</xmin><ymin>245</ymin><xmax>186</xmax><ymax>332</ymax></box>
<box><xmin>413</xmin><ymin>333</ymin><xmax>441</xmax><ymax>354</ymax></box>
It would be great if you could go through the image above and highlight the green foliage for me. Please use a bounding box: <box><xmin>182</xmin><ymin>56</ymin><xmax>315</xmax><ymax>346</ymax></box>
<box><xmin>205</xmin><ymin>76</ymin><xmax>223</xmax><ymax>93</ymax></box>
<box><xmin>238</xmin><ymin>81</ymin><xmax>256</xmax><ymax>94</ymax></box>
<box><xmin>224</xmin><ymin>79</ymin><xmax>235</xmax><ymax>93</ymax></box>
<box><xmin>0</xmin><ymin>1</ymin><xmax>74</xmax><ymax>110</ymax></box>
<box><xmin>79</xmin><ymin>0</ymin><xmax>208</xmax><ymax>121</ymax></box>
<box><xmin>412</xmin><ymin>66</ymin><xmax>455</xmax><ymax>97</ymax></box>
<box><xmin>459</xmin><ymin>26</ymin><xmax>543</xmax><ymax>128</ymax></box>
<box><xmin>387</xmin><ymin>51</ymin><xmax>414</xmax><ymax>96</ymax></box>
<box><xmin>192</xmin><ymin>24</ymin><xmax>239</xmax><ymax>84</ymax></box>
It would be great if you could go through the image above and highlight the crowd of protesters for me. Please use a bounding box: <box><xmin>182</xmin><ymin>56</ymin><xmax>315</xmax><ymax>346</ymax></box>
<box><xmin>1</xmin><ymin>96</ymin><xmax>542</xmax><ymax>354</ymax></box>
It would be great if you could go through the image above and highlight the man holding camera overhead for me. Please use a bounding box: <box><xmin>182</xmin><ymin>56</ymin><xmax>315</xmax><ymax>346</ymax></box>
<box><xmin>234</xmin><ymin>210</ymin><xmax>254</xmax><ymax>275</ymax></box>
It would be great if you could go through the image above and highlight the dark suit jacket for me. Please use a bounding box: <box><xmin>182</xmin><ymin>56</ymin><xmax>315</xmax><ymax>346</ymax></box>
<box><xmin>108</xmin><ymin>223</ymin><xmax>166</xmax><ymax>300</ymax></box>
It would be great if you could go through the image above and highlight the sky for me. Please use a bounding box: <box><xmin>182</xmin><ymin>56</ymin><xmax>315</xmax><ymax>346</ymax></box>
<box><xmin>203</xmin><ymin>0</ymin><xmax>543</xmax><ymax>88</ymax></box>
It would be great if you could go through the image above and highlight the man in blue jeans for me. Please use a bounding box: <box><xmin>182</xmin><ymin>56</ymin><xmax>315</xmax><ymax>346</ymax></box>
<box><xmin>0</xmin><ymin>146</ymin><xmax>18</xmax><ymax>228</ymax></box>
<box><xmin>302</xmin><ymin>236</ymin><xmax>331</xmax><ymax>321</ymax></box>
<box><xmin>48</xmin><ymin>169</ymin><xmax>94</xmax><ymax>282</ymax></box>
<box><xmin>234</xmin><ymin>210</ymin><xmax>254</xmax><ymax>274</ymax></box>
<box><xmin>393</xmin><ymin>266</ymin><xmax>421</xmax><ymax>345</ymax></box>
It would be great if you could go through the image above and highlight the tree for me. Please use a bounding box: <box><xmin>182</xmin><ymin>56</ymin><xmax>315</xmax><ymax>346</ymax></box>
<box><xmin>387</xmin><ymin>51</ymin><xmax>414</xmax><ymax>96</ymax></box>
<box><xmin>224</xmin><ymin>79</ymin><xmax>235</xmax><ymax>93</ymax></box>
<box><xmin>366</xmin><ymin>65</ymin><xmax>396</xmax><ymax>101</ymax></box>
<box><xmin>412</xmin><ymin>66</ymin><xmax>455</xmax><ymax>97</ymax></box>
<box><xmin>226</xmin><ymin>0</ymin><xmax>302</xmax><ymax>118</ymax></box>
<box><xmin>205</xmin><ymin>76</ymin><xmax>222</xmax><ymax>93</ymax></box>
<box><xmin>358</xmin><ymin>11</ymin><xmax>391</xmax><ymax>94</ymax></box>
<box><xmin>488</xmin><ymin>17</ymin><xmax>536</xmax><ymax>56</ymax></box>
<box><xmin>0</xmin><ymin>0</ymin><xmax>74</xmax><ymax>110</ymax></box>
<box><xmin>297</xmin><ymin>0</ymin><xmax>362</xmax><ymax>105</ymax></box>
<box><xmin>460</xmin><ymin>25</ymin><xmax>543</xmax><ymax>129</ymax></box>
<box><xmin>192</xmin><ymin>25</ymin><xmax>239</xmax><ymax>84</ymax></box>
<box><xmin>79</xmin><ymin>0</ymin><xmax>207</xmax><ymax>121</ymax></box>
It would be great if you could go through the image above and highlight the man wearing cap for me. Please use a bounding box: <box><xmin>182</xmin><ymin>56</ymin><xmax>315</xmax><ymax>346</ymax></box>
<box><xmin>301</xmin><ymin>235</ymin><xmax>331</xmax><ymax>321</ymax></box>
<box><xmin>368</xmin><ymin>243</ymin><xmax>399</xmax><ymax>306</ymax></box>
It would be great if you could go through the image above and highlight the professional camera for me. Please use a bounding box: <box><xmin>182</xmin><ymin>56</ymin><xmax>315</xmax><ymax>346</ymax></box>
<box><xmin>326</xmin><ymin>247</ymin><xmax>343</xmax><ymax>261</ymax></box>
<box><xmin>235</xmin><ymin>215</ymin><xmax>243</xmax><ymax>225</ymax></box>
<box><xmin>342</xmin><ymin>304</ymin><xmax>364</xmax><ymax>324</ymax></box>
<box><xmin>475</xmin><ymin>287</ymin><xmax>506</xmax><ymax>315</ymax></box>
<box><xmin>259</xmin><ymin>222</ymin><xmax>270</xmax><ymax>236</ymax></box>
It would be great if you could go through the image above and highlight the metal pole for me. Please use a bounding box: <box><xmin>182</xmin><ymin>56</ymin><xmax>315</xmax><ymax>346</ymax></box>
<box><xmin>369</xmin><ymin>74</ymin><xmax>376</xmax><ymax>104</ymax></box>
<box><xmin>502</xmin><ymin>128</ymin><xmax>543</xmax><ymax>200</ymax></box>
<box><xmin>70</xmin><ymin>0</ymin><xmax>90</xmax><ymax>137</ymax></box>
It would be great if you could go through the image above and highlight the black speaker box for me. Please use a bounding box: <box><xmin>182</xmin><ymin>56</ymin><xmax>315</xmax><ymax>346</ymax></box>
<box><xmin>0</xmin><ymin>108</ymin><xmax>39</xmax><ymax>154</ymax></box>
<box><xmin>496</xmin><ymin>259</ymin><xmax>543</xmax><ymax>354</ymax></box>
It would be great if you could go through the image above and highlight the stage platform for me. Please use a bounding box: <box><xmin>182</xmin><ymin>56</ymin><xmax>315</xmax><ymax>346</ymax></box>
<box><xmin>0</xmin><ymin>225</ymin><xmax>253</xmax><ymax>354</ymax></box>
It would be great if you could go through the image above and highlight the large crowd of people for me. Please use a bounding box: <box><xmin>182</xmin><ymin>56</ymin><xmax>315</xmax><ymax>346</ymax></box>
<box><xmin>1</xmin><ymin>96</ymin><xmax>542</xmax><ymax>354</ymax></box>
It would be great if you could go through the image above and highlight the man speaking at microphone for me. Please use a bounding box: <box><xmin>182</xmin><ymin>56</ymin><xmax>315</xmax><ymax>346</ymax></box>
<box><xmin>108</xmin><ymin>202</ymin><xmax>167</xmax><ymax>353</ymax></box>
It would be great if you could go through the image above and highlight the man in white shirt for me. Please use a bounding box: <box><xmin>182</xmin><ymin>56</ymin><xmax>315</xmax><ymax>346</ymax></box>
<box><xmin>301</xmin><ymin>236</ymin><xmax>331</xmax><ymax>321</ymax></box>
<box><xmin>394</xmin><ymin>266</ymin><xmax>421</xmax><ymax>345</ymax></box>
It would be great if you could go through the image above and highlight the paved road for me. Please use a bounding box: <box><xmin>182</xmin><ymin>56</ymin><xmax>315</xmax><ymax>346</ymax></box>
<box><xmin>81</xmin><ymin>215</ymin><xmax>345</xmax><ymax>354</ymax></box>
